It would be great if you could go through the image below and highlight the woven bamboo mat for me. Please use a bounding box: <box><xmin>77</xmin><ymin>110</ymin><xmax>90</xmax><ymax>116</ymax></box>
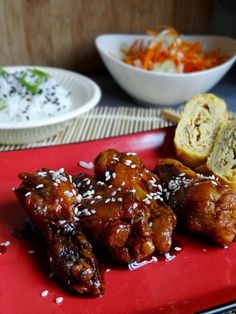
<box><xmin>0</xmin><ymin>106</ymin><xmax>176</xmax><ymax>151</ymax></box>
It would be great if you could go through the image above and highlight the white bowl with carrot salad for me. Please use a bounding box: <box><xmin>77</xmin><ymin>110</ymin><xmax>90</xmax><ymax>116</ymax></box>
<box><xmin>95</xmin><ymin>27</ymin><xmax>236</xmax><ymax>106</ymax></box>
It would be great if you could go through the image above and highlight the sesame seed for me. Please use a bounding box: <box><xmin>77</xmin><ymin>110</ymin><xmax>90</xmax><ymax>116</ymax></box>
<box><xmin>130</xmin><ymin>165</ymin><xmax>136</xmax><ymax>169</ymax></box>
<box><xmin>105</xmin><ymin>175</ymin><xmax>111</xmax><ymax>181</ymax></box>
<box><xmin>97</xmin><ymin>181</ymin><xmax>105</xmax><ymax>185</ymax></box>
<box><xmin>133</xmin><ymin>203</ymin><xmax>138</xmax><ymax>209</ymax></box>
<box><xmin>117</xmin><ymin>197</ymin><xmax>123</xmax><ymax>202</ymax></box>
<box><xmin>64</xmin><ymin>191</ymin><xmax>74</xmax><ymax>197</ymax></box>
<box><xmin>79</xmin><ymin>161</ymin><xmax>94</xmax><ymax>169</ymax></box>
<box><xmin>105</xmin><ymin>198</ymin><xmax>111</xmax><ymax>203</ymax></box>
<box><xmin>90</xmin><ymin>209</ymin><xmax>96</xmax><ymax>214</ymax></box>
<box><xmin>111</xmin><ymin>191</ymin><xmax>116</xmax><ymax>196</ymax></box>
<box><xmin>40</xmin><ymin>290</ymin><xmax>48</xmax><ymax>297</ymax></box>
<box><xmin>143</xmin><ymin>198</ymin><xmax>151</xmax><ymax>205</ymax></box>
<box><xmin>82</xmin><ymin>208</ymin><xmax>91</xmax><ymax>216</ymax></box>
<box><xmin>95</xmin><ymin>195</ymin><xmax>103</xmax><ymax>199</ymax></box>
<box><xmin>36</xmin><ymin>184</ymin><xmax>44</xmax><ymax>189</ymax></box>
<box><xmin>25</xmin><ymin>191</ymin><xmax>31</xmax><ymax>197</ymax></box>
<box><xmin>55</xmin><ymin>297</ymin><xmax>63</xmax><ymax>304</ymax></box>
<box><xmin>121</xmin><ymin>181</ymin><xmax>126</xmax><ymax>186</ymax></box>
<box><xmin>76</xmin><ymin>194</ymin><xmax>82</xmax><ymax>202</ymax></box>
<box><xmin>174</xmin><ymin>246</ymin><xmax>182</xmax><ymax>252</ymax></box>
<box><xmin>112</xmin><ymin>173</ymin><xmax>116</xmax><ymax>179</ymax></box>
<box><xmin>28</xmin><ymin>249</ymin><xmax>35</xmax><ymax>254</ymax></box>
<box><xmin>3</xmin><ymin>240</ymin><xmax>10</xmax><ymax>247</ymax></box>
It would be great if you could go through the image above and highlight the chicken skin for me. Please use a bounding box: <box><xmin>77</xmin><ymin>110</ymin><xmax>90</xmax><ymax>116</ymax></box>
<box><xmin>74</xmin><ymin>173</ymin><xmax>155</xmax><ymax>263</ymax></box>
<box><xmin>155</xmin><ymin>158</ymin><xmax>236</xmax><ymax>246</ymax></box>
<box><xmin>15</xmin><ymin>168</ymin><xmax>104</xmax><ymax>295</ymax></box>
<box><xmin>94</xmin><ymin>149</ymin><xmax>177</xmax><ymax>254</ymax></box>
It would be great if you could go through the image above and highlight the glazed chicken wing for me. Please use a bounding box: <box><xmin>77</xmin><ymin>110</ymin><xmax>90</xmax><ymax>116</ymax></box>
<box><xmin>155</xmin><ymin>158</ymin><xmax>236</xmax><ymax>246</ymax></box>
<box><xmin>15</xmin><ymin>168</ymin><xmax>104</xmax><ymax>295</ymax></box>
<box><xmin>94</xmin><ymin>149</ymin><xmax>176</xmax><ymax>254</ymax></box>
<box><xmin>74</xmin><ymin>173</ymin><xmax>155</xmax><ymax>263</ymax></box>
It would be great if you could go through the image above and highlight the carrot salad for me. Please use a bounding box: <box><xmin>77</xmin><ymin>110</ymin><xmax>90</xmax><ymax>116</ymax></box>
<box><xmin>120</xmin><ymin>27</ymin><xmax>228</xmax><ymax>73</ymax></box>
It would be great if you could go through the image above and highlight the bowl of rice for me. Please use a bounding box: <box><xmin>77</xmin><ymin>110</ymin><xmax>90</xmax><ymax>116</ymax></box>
<box><xmin>0</xmin><ymin>66</ymin><xmax>101</xmax><ymax>144</ymax></box>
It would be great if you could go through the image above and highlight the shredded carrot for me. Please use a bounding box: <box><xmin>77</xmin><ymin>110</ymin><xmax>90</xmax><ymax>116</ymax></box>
<box><xmin>120</xmin><ymin>27</ymin><xmax>229</xmax><ymax>73</ymax></box>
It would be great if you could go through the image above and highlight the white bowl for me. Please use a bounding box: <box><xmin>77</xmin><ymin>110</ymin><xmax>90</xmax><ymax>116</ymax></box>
<box><xmin>95</xmin><ymin>34</ymin><xmax>236</xmax><ymax>106</ymax></box>
<box><xmin>0</xmin><ymin>66</ymin><xmax>101</xmax><ymax>144</ymax></box>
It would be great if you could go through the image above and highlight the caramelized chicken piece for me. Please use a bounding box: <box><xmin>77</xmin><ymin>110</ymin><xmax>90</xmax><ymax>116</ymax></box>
<box><xmin>15</xmin><ymin>168</ymin><xmax>104</xmax><ymax>295</ymax></box>
<box><xmin>94</xmin><ymin>149</ymin><xmax>176</xmax><ymax>254</ymax></box>
<box><xmin>74</xmin><ymin>173</ymin><xmax>155</xmax><ymax>263</ymax></box>
<box><xmin>47</xmin><ymin>222</ymin><xmax>102</xmax><ymax>295</ymax></box>
<box><xmin>155</xmin><ymin>158</ymin><xmax>236</xmax><ymax>246</ymax></box>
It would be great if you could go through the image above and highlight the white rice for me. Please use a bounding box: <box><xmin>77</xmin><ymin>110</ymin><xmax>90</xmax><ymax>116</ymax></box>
<box><xmin>0</xmin><ymin>68</ymin><xmax>72</xmax><ymax>123</ymax></box>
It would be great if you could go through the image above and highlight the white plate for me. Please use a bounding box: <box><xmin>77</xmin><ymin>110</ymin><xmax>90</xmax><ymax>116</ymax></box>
<box><xmin>0</xmin><ymin>66</ymin><xmax>101</xmax><ymax>144</ymax></box>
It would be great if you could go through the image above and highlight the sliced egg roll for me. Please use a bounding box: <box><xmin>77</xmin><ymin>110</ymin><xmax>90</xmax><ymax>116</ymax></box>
<box><xmin>207</xmin><ymin>120</ymin><xmax>236</xmax><ymax>189</ymax></box>
<box><xmin>174</xmin><ymin>94</ymin><xmax>228</xmax><ymax>167</ymax></box>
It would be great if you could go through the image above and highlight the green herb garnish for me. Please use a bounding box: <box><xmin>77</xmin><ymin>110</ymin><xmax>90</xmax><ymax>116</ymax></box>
<box><xmin>18</xmin><ymin>68</ymin><xmax>50</xmax><ymax>94</ymax></box>
<box><xmin>0</xmin><ymin>67</ymin><xmax>8</xmax><ymax>76</ymax></box>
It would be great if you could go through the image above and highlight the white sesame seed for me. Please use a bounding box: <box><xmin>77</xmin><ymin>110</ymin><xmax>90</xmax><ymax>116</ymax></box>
<box><xmin>143</xmin><ymin>198</ymin><xmax>151</xmax><ymax>205</ymax></box>
<box><xmin>133</xmin><ymin>203</ymin><xmax>138</xmax><ymax>209</ymax></box>
<box><xmin>28</xmin><ymin>249</ymin><xmax>35</xmax><ymax>254</ymax></box>
<box><xmin>95</xmin><ymin>195</ymin><xmax>103</xmax><ymax>199</ymax></box>
<box><xmin>40</xmin><ymin>290</ymin><xmax>48</xmax><ymax>297</ymax></box>
<box><xmin>105</xmin><ymin>198</ymin><xmax>111</xmax><ymax>203</ymax></box>
<box><xmin>97</xmin><ymin>181</ymin><xmax>105</xmax><ymax>185</ymax></box>
<box><xmin>121</xmin><ymin>181</ymin><xmax>126</xmax><ymax>186</ymax></box>
<box><xmin>64</xmin><ymin>191</ymin><xmax>74</xmax><ymax>197</ymax></box>
<box><xmin>36</xmin><ymin>184</ymin><xmax>44</xmax><ymax>189</ymax></box>
<box><xmin>90</xmin><ymin>209</ymin><xmax>96</xmax><ymax>214</ymax></box>
<box><xmin>25</xmin><ymin>191</ymin><xmax>31</xmax><ymax>197</ymax></box>
<box><xmin>117</xmin><ymin>197</ymin><xmax>123</xmax><ymax>202</ymax></box>
<box><xmin>174</xmin><ymin>246</ymin><xmax>182</xmax><ymax>252</ymax></box>
<box><xmin>111</xmin><ymin>191</ymin><xmax>116</xmax><ymax>196</ymax></box>
<box><xmin>111</xmin><ymin>197</ymin><xmax>116</xmax><ymax>202</ymax></box>
<box><xmin>55</xmin><ymin>297</ymin><xmax>63</xmax><ymax>304</ymax></box>
<box><xmin>3</xmin><ymin>240</ymin><xmax>10</xmax><ymax>247</ymax></box>
<box><xmin>79</xmin><ymin>161</ymin><xmax>94</xmax><ymax>170</ymax></box>
<box><xmin>105</xmin><ymin>175</ymin><xmax>111</xmax><ymax>181</ymax></box>
<box><xmin>82</xmin><ymin>208</ymin><xmax>91</xmax><ymax>216</ymax></box>
<box><xmin>76</xmin><ymin>194</ymin><xmax>82</xmax><ymax>202</ymax></box>
<box><xmin>112</xmin><ymin>173</ymin><xmax>116</xmax><ymax>179</ymax></box>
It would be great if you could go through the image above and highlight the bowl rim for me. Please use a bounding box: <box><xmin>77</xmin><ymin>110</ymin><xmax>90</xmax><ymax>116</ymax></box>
<box><xmin>0</xmin><ymin>66</ymin><xmax>101</xmax><ymax>130</ymax></box>
<box><xmin>95</xmin><ymin>33</ymin><xmax>236</xmax><ymax>78</ymax></box>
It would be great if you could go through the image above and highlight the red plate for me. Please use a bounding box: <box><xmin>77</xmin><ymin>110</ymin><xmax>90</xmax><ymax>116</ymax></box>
<box><xmin>1</xmin><ymin>126</ymin><xmax>236</xmax><ymax>314</ymax></box>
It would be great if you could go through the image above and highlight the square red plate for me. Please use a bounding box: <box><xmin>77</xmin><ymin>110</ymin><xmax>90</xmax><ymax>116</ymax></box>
<box><xmin>1</xmin><ymin>126</ymin><xmax>236</xmax><ymax>314</ymax></box>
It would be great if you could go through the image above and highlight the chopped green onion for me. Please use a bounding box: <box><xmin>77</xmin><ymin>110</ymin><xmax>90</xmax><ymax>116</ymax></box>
<box><xmin>18</xmin><ymin>69</ymin><xmax>50</xmax><ymax>94</ymax></box>
<box><xmin>0</xmin><ymin>67</ymin><xmax>8</xmax><ymax>76</ymax></box>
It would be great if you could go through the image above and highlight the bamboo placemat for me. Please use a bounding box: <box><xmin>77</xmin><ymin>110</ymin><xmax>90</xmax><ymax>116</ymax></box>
<box><xmin>0</xmin><ymin>106</ymin><xmax>176</xmax><ymax>151</ymax></box>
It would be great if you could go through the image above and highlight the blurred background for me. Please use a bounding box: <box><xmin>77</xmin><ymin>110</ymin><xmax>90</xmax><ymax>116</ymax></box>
<box><xmin>0</xmin><ymin>0</ymin><xmax>235</xmax><ymax>74</ymax></box>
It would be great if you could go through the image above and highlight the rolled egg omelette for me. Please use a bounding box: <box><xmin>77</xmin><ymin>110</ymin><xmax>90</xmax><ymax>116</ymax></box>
<box><xmin>174</xmin><ymin>94</ymin><xmax>228</xmax><ymax>168</ymax></box>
